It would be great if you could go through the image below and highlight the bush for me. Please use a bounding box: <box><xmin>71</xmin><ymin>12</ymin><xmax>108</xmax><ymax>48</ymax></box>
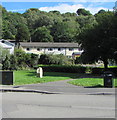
<box><xmin>2</xmin><ymin>55</ymin><xmax>11</xmax><ymax>70</ymax></box>
<box><xmin>36</xmin><ymin>65</ymin><xmax>86</xmax><ymax>73</ymax></box>
<box><xmin>38</xmin><ymin>54</ymin><xmax>72</xmax><ymax>65</ymax></box>
<box><xmin>13</xmin><ymin>48</ymin><xmax>38</xmax><ymax>69</ymax></box>
<box><xmin>92</xmin><ymin>67</ymin><xmax>117</xmax><ymax>77</ymax></box>
<box><xmin>1</xmin><ymin>48</ymin><xmax>39</xmax><ymax>70</ymax></box>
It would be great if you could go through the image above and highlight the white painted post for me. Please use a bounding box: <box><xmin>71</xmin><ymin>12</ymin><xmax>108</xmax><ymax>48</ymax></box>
<box><xmin>37</xmin><ymin>67</ymin><xmax>43</xmax><ymax>78</ymax></box>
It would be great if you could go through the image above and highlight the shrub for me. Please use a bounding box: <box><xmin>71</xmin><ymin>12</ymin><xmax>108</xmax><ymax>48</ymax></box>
<box><xmin>2</xmin><ymin>55</ymin><xmax>11</xmax><ymax>70</ymax></box>
<box><xmin>92</xmin><ymin>67</ymin><xmax>117</xmax><ymax>77</ymax></box>
<box><xmin>36</xmin><ymin>65</ymin><xmax>86</xmax><ymax>73</ymax></box>
<box><xmin>38</xmin><ymin>54</ymin><xmax>72</xmax><ymax>65</ymax></box>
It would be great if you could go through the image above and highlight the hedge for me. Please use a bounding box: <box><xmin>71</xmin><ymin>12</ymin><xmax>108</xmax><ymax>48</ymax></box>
<box><xmin>35</xmin><ymin>65</ymin><xmax>86</xmax><ymax>73</ymax></box>
<box><xmin>92</xmin><ymin>68</ymin><xmax>117</xmax><ymax>77</ymax></box>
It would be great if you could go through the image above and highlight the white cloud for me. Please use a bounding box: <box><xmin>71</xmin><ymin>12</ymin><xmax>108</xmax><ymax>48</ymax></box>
<box><xmin>7</xmin><ymin>9</ymin><xmax>25</xmax><ymax>12</ymax></box>
<box><xmin>39</xmin><ymin>4</ymin><xmax>84</xmax><ymax>13</ymax></box>
<box><xmin>39</xmin><ymin>3</ymin><xmax>113</xmax><ymax>14</ymax></box>
<box><xmin>86</xmin><ymin>7</ymin><xmax>113</xmax><ymax>14</ymax></box>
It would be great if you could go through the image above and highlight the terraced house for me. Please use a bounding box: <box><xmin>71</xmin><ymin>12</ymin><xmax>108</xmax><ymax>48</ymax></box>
<box><xmin>20</xmin><ymin>42</ymin><xmax>83</xmax><ymax>59</ymax></box>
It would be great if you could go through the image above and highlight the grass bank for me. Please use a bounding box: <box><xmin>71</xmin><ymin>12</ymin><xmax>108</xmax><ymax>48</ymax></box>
<box><xmin>14</xmin><ymin>70</ymin><xmax>80</xmax><ymax>85</ymax></box>
<box><xmin>68</xmin><ymin>78</ymin><xmax>117</xmax><ymax>87</ymax></box>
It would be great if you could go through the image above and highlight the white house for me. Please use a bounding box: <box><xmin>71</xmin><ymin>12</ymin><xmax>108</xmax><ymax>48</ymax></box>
<box><xmin>0</xmin><ymin>39</ymin><xmax>15</xmax><ymax>54</ymax></box>
<box><xmin>20</xmin><ymin>42</ymin><xmax>83</xmax><ymax>58</ymax></box>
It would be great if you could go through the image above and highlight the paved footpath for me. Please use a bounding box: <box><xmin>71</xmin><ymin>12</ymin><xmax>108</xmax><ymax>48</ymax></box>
<box><xmin>0</xmin><ymin>79</ymin><xmax>115</xmax><ymax>95</ymax></box>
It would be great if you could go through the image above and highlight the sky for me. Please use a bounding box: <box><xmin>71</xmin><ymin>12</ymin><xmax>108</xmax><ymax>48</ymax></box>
<box><xmin>1</xmin><ymin>1</ymin><xmax>117</xmax><ymax>15</ymax></box>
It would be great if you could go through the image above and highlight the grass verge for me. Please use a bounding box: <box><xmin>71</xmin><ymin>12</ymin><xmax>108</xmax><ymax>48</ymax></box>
<box><xmin>14</xmin><ymin>70</ymin><xmax>80</xmax><ymax>85</ymax></box>
<box><xmin>68</xmin><ymin>78</ymin><xmax>117</xmax><ymax>87</ymax></box>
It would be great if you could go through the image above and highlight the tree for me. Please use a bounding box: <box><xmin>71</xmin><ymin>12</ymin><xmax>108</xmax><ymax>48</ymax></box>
<box><xmin>39</xmin><ymin>54</ymin><xmax>72</xmax><ymax>65</ymax></box>
<box><xmin>2</xmin><ymin>55</ymin><xmax>10</xmax><ymax>70</ymax></box>
<box><xmin>78</xmin><ymin>11</ymin><xmax>117</xmax><ymax>69</ymax></box>
<box><xmin>10</xmin><ymin>55</ymin><xmax>17</xmax><ymax>70</ymax></box>
<box><xmin>97</xmin><ymin>9</ymin><xmax>106</xmax><ymax>14</ymax></box>
<box><xmin>32</xmin><ymin>26</ymin><xmax>53</xmax><ymax>42</ymax></box>
<box><xmin>50</xmin><ymin>20</ymin><xmax>78</xmax><ymax>42</ymax></box>
<box><xmin>34</xmin><ymin>15</ymin><xmax>54</xmax><ymax>28</ymax></box>
<box><xmin>0</xmin><ymin>46</ymin><xmax>10</xmax><ymax>65</ymax></box>
<box><xmin>76</xmin><ymin>8</ymin><xmax>92</xmax><ymax>16</ymax></box>
<box><xmin>15</xmin><ymin>24</ymin><xmax>30</xmax><ymax>43</ymax></box>
<box><xmin>76</xmin><ymin>15</ymin><xmax>97</xmax><ymax>28</ymax></box>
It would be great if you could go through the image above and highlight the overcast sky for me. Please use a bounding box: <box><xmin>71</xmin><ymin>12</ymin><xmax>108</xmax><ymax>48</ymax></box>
<box><xmin>1</xmin><ymin>1</ymin><xmax>116</xmax><ymax>14</ymax></box>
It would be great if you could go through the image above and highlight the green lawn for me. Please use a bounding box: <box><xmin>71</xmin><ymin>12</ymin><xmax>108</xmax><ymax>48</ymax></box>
<box><xmin>68</xmin><ymin>78</ymin><xmax>117</xmax><ymax>87</ymax></box>
<box><xmin>14</xmin><ymin>70</ymin><xmax>117</xmax><ymax>87</ymax></box>
<box><xmin>14</xmin><ymin>70</ymin><xmax>80</xmax><ymax>85</ymax></box>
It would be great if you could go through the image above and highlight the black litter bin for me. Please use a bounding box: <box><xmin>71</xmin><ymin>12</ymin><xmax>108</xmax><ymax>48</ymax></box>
<box><xmin>103</xmin><ymin>71</ymin><xmax>113</xmax><ymax>88</ymax></box>
<box><xmin>0</xmin><ymin>71</ymin><xmax>13</xmax><ymax>85</ymax></box>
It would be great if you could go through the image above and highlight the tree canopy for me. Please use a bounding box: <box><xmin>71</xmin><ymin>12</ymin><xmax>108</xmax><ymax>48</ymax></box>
<box><xmin>78</xmin><ymin>11</ymin><xmax>117</xmax><ymax>69</ymax></box>
<box><xmin>1</xmin><ymin>3</ymin><xmax>117</xmax><ymax>68</ymax></box>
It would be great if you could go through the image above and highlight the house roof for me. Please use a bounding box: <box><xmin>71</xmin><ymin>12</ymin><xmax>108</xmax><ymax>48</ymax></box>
<box><xmin>0</xmin><ymin>39</ymin><xmax>15</xmax><ymax>49</ymax></box>
<box><xmin>20</xmin><ymin>42</ymin><xmax>79</xmax><ymax>48</ymax></box>
<box><xmin>0</xmin><ymin>39</ymin><xmax>15</xmax><ymax>47</ymax></box>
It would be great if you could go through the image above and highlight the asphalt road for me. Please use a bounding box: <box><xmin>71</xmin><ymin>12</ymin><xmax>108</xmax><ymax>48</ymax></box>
<box><xmin>14</xmin><ymin>79</ymin><xmax>115</xmax><ymax>95</ymax></box>
<box><xmin>1</xmin><ymin>92</ymin><xmax>115</xmax><ymax>118</ymax></box>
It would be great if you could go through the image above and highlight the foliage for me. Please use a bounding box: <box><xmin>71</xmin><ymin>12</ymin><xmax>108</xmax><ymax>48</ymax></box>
<box><xmin>1</xmin><ymin>48</ymin><xmax>38</xmax><ymax>70</ymax></box>
<box><xmin>76</xmin><ymin>15</ymin><xmax>97</xmax><ymax>28</ymax></box>
<box><xmin>15</xmin><ymin>24</ymin><xmax>30</xmax><ymax>42</ymax></box>
<box><xmin>36</xmin><ymin>65</ymin><xmax>86</xmax><ymax>73</ymax></box>
<box><xmin>1</xmin><ymin>4</ymin><xmax>117</xmax><ymax>70</ymax></box>
<box><xmin>78</xmin><ymin>11</ymin><xmax>117</xmax><ymax>69</ymax></box>
<box><xmin>9</xmin><ymin>54</ymin><xmax>17</xmax><ymax>70</ymax></box>
<box><xmin>76</xmin><ymin>8</ymin><xmax>92</xmax><ymax>16</ymax></box>
<box><xmin>38</xmin><ymin>54</ymin><xmax>72</xmax><ymax>65</ymax></box>
<box><xmin>91</xmin><ymin>67</ymin><xmax>117</xmax><ymax>77</ymax></box>
<box><xmin>2</xmin><ymin>55</ymin><xmax>11</xmax><ymax>70</ymax></box>
<box><xmin>0</xmin><ymin>46</ymin><xmax>10</xmax><ymax>64</ymax></box>
<box><xmin>32</xmin><ymin>26</ymin><xmax>53</xmax><ymax>42</ymax></box>
<box><xmin>1</xmin><ymin>5</ymin><xmax>79</xmax><ymax>43</ymax></box>
<box><xmin>14</xmin><ymin>48</ymin><xmax>38</xmax><ymax>69</ymax></box>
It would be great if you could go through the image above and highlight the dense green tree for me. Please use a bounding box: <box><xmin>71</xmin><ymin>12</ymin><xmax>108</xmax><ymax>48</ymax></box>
<box><xmin>78</xmin><ymin>11</ymin><xmax>117</xmax><ymax>69</ymax></box>
<box><xmin>15</xmin><ymin>24</ymin><xmax>30</xmax><ymax>43</ymax></box>
<box><xmin>49</xmin><ymin>10</ymin><xmax>61</xmax><ymax>15</ymax></box>
<box><xmin>76</xmin><ymin>15</ymin><xmax>97</xmax><ymax>28</ymax></box>
<box><xmin>0</xmin><ymin>46</ymin><xmax>10</xmax><ymax>64</ymax></box>
<box><xmin>32</xmin><ymin>26</ymin><xmax>53</xmax><ymax>42</ymax></box>
<box><xmin>97</xmin><ymin>9</ymin><xmax>106</xmax><ymax>14</ymax></box>
<box><xmin>2</xmin><ymin>55</ymin><xmax>10</xmax><ymax>70</ymax></box>
<box><xmin>10</xmin><ymin>55</ymin><xmax>17</xmax><ymax>70</ymax></box>
<box><xmin>76</xmin><ymin>8</ymin><xmax>92</xmax><ymax>16</ymax></box>
<box><xmin>23</xmin><ymin>8</ymin><xmax>45</xmax><ymax>31</ymax></box>
<box><xmin>50</xmin><ymin>20</ymin><xmax>78</xmax><ymax>42</ymax></box>
<box><xmin>34</xmin><ymin>15</ymin><xmax>54</xmax><ymax>28</ymax></box>
<box><xmin>39</xmin><ymin>54</ymin><xmax>72</xmax><ymax>65</ymax></box>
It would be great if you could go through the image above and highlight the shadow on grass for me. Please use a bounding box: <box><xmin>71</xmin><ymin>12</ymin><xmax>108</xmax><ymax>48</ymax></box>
<box><xmin>26</xmin><ymin>71</ymin><xmax>82</xmax><ymax>79</ymax></box>
<box><xmin>84</xmin><ymin>84</ymin><xmax>104</xmax><ymax>88</ymax></box>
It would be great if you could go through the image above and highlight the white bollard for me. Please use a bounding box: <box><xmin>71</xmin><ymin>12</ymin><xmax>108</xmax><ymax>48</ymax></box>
<box><xmin>37</xmin><ymin>67</ymin><xmax>43</xmax><ymax>78</ymax></box>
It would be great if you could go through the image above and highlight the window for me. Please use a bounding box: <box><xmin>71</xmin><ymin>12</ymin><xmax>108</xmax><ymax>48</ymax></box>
<box><xmin>69</xmin><ymin>48</ymin><xmax>74</xmax><ymax>51</ymax></box>
<box><xmin>48</xmin><ymin>48</ymin><xmax>53</xmax><ymax>51</ymax></box>
<box><xmin>58</xmin><ymin>48</ymin><xmax>61</xmax><ymax>51</ymax></box>
<box><xmin>26</xmin><ymin>48</ymin><xmax>30</xmax><ymax>51</ymax></box>
<box><xmin>1</xmin><ymin>40</ymin><xmax>5</xmax><ymax>43</ymax></box>
<box><xmin>58</xmin><ymin>48</ymin><xmax>63</xmax><ymax>51</ymax></box>
<box><xmin>37</xmin><ymin>48</ymin><xmax>42</xmax><ymax>51</ymax></box>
